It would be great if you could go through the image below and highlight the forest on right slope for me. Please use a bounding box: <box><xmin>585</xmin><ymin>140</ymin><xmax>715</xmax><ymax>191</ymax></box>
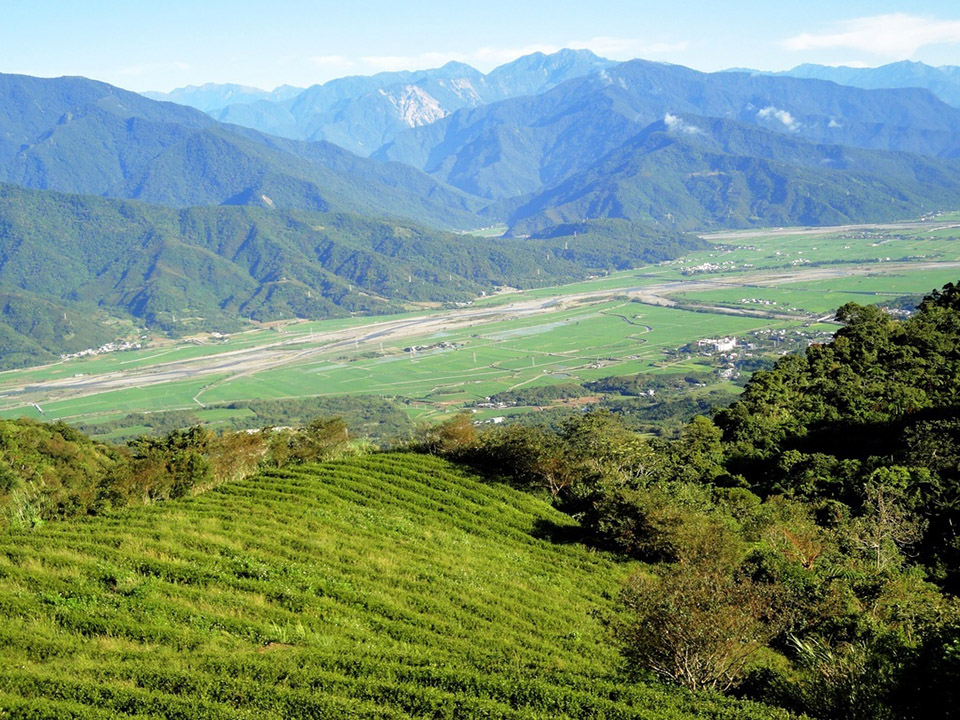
<box><xmin>424</xmin><ymin>282</ymin><xmax>960</xmax><ymax>719</ymax></box>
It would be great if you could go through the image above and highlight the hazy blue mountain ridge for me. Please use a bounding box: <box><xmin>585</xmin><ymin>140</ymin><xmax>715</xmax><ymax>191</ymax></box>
<box><xmin>738</xmin><ymin>60</ymin><xmax>960</xmax><ymax>109</ymax></box>
<box><xmin>143</xmin><ymin>83</ymin><xmax>304</xmax><ymax>112</ymax></box>
<box><xmin>0</xmin><ymin>73</ymin><xmax>486</xmax><ymax>229</ymax></box>
<box><xmin>157</xmin><ymin>50</ymin><xmax>617</xmax><ymax>155</ymax></box>
<box><xmin>376</xmin><ymin>59</ymin><xmax>960</xmax><ymax>201</ymax></box>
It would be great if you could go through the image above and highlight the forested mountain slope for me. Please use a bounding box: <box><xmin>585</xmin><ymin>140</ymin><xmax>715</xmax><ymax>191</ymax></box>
<box><xmin>377</xmin><ymin>59</ymin><xmax>960</xmax><ymax>201</ymax></box>
<box><xmin>507</xmin><ymin>114</ymin><xmax>960</xmax><ymax>232</ymax></box>
<box><xmin>0</xmin><ymin>183</ymin><xmax>701</xmax><ymax>367</ymax></box>
<box><xmin>0</xmin><ymin>73</ymin><xmax>484</xmax><ymax>229</ymax></box>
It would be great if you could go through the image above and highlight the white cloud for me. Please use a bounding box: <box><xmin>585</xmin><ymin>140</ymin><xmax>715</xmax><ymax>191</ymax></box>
<box><xmin>356</xmin><ymin>37</ymin><xmax>688</xmax><ymax>75</ymax></box>
<box><xmin>568</xmin><ymin>36</ymin><xmax>688</xmax><ymax>57</ymax></box>
<box><xmin>307</xmin><ymin>55</ymin><xmax>354</xmax><ymax>70</ymax></box>
<box><xmin>568</xmin><ymin>36</ymin><xmax>638</xmax><ymax>55</ymax></box>
<box><xmin>758</xmin><ymin>106</ymin><xmax>800</xmax><ymax>131</ymax></box>
<box><xmin>783</xmin><ymin>13</ymin><xmax>960</xmax><ymax>57</ymax></box>
<box><xmin>640</xmin><ymin>41</ymin><xmax>690</xmax><ymax>54</ymax></box>
<box><xmin>118</xmin><ymin>61</ymin><xmax>190</xmax><ymax>77</ymax></box>
<box><xmin>664</xmin><ymin>113</ymin><xmax>702</xmax><ymax>134</ymax></box>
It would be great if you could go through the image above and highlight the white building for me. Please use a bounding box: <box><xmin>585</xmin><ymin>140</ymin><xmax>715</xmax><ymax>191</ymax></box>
<box><xmin>697</xmin><ymin>337</ymin><xmax>737</xmax><ymax>353</ymax></box>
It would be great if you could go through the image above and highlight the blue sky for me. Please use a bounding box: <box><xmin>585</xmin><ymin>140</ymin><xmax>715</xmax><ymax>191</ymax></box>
<box><xmin>3</xmin><ymin>1</ymin><xmax>960</xmax><ymax>91</ymax></box>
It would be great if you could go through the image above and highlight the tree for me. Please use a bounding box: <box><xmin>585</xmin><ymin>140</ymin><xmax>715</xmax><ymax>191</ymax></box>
<box><xmin>847</xmin><ymin>468</ymin><xmax>926</xmax><ymax>573</ymax></box>
<box><xmin>560</xmin><ymin>409</ymin><xmax>663</xmax><ymax>487</ymax></box>
<box><xmin>287</xmin><ymin>417</ymin><xmax>350</xmax><ymax>464</ymax></box>
<box><xmin>473</xmin><ymin>423</ymin><xmax>572</xmax><ymax>496</ymax></box>
<box><xmin>612</xmin><ymin>558</ymin><xmax>784</xmax><ymax>692</ymax></box>
<box><xmin>417</xmin><ymin>413</ymin><xmax>477</xmax><ymax>458</ymax></box>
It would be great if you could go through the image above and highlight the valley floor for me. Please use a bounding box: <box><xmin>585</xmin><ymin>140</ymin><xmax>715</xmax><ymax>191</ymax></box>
<box><xmin>2</xmin><ymin>220</ymin><xmax>959</xmax><ymax>431</ymax></box>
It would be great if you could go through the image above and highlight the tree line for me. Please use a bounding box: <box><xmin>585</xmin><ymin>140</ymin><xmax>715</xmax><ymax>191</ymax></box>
<box><xmin>0</xmin><ymin>417</ymin><xmax>353</xmax><ymax>528</ymax></box>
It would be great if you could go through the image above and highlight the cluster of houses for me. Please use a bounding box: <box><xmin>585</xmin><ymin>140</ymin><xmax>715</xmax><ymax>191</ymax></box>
<box><xmin>403</xmin><ymin>341</ymin><xmax>461</xmax><ymax>353</ymax></box>
<box><xmin>694</xmin><ymin>337</ymin><xmax>740</xmax><ymax>379</ymax></box>
<box><xmin>681</xmin><ymin>260</ymin><xmax>737</xmax><ymax>274</ymax></box>
<box><xmin>60</xmin><ymin>339</ymin><xmax>142</xmax><ymax>360</ymax></box>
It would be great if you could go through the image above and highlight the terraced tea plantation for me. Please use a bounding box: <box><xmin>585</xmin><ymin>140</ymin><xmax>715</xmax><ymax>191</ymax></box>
<box><xmin>0</xmin><ymin>454</ymin><xmax>794</xmax><ymax>719</ymax></box>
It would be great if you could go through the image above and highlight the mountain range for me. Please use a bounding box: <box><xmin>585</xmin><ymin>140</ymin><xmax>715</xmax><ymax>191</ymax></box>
<box><xmin>0</xmin><ymin>73</ymin><xmax>488</xmax><ymax>230</ymax></box>
<box><xmin>143</xmin><ymin>82</ymin><xmax>304</xmax><ymax>113</ymax></box>
<box><xmin>146</xmin><ymin>49</ymin><xmax>616</xmax><ymax>156</ymax></box>
<box><xmin>734</xmin><ymin>60</ymin><xmax>960</xmax><ymax>109</ymax></box>
<box><xmin>376</xmin><ymin>58</ymin><xmax>960</xmax><ymax>203</ymax></box>
<box><xmin>8</xmin><ymin>58</ymin><xmax>959</xmax><ymax>241</ymax></box>
<box><xmin>1</xmin><ymin>52</ymin><xmax>960</xmax><ymax>365</ymax></box>
<box><xmin>506</xmin><ymin>113</ymin><xmax>960</xmax><ymax>233</ymax></box>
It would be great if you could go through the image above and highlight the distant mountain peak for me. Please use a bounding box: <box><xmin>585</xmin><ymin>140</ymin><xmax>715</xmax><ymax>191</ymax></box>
<box><xmin>731</xmin><ymin>60</ymin><xmax>960</xmax><ymax>108</ymax></box>
<box><xmin>437</xmin><ymin>60</ymin><xmax>479</xmax><ymax>74</ymax></box>
<box><xmin>182</xmin><ymin>49</ymin><xmax>615</xmax><ymax>156</ymax></box>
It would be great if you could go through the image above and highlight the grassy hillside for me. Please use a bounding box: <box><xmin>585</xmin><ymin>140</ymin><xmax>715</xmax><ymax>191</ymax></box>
<box><xmin>0</xmin><ymin>453</ymin><xmax>794</xmax><ymax>719</ymax></box>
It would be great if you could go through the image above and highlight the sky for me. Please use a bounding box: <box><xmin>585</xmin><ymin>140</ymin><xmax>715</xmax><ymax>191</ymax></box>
<box><xmin>2</xmin><ymin>1</ymin><xmax>960</xmax><ymax>92</ymax></box>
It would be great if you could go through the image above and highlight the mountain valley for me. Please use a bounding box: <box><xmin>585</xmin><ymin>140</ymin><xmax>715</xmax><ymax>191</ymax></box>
<box><xmin>5</xmin><ymin>23</ymin><xmax>960</xmax><ymax>719</ymax></box>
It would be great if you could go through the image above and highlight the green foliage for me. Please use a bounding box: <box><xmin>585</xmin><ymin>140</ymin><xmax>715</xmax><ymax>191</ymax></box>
<box><xmin>413</xmin><ymin>281</ymin><xmax>960</xmax><ymax>719</ymax></box>
<box><xmin>271</xmin><ymin>417</ymin><xmax>351</xmax><ymax>466</ymax></box>
<box><xmin>101</xmin><ymin>426</ymin><xmax>215</xmax><ymax>506</ymax></box>
<box><xmin>488</xmin><ymin>383</ymin><xmax>589</xmax><ymax>406</ymax></box>
<box><xmin>414</xmin><ymin>413</ymin><xmax>478</xmax><ymax>458</ymax></box>
<box><xmin>0</xmin><ymin>453</ymin><xmax>796</xmax><ymax>719</ymax></box>
<box><xmin>586</xmin><ymin>370</ymin><xmax>718</xmax><ymax>397</ymax></box>
<box><xmin>0</xmin><ymin>419</ymin><xmax>120</xmax><ymax>528</ymax></box>
<box><xmin>224</xmin><ymin>396</ymin><xmax>415</xmax><ymax>444</ymax></box>
<box><xmin>612</xmin><ymin>558</ymin><xmax>786</xmax><ymax>693</ymax></box>
<box><xmin>713</xmin><ymin>282</ymin><xmax>960</xmax><ymax>590</ymax></box>
<box><xmin>73</xmin><ymin>410</ymin><xmax>205</xmax><ymax>440</ymax></box>
<box><xmin>0</xmin><ymin>414</ymin><xmax>355</xmax><ymax>528</ymax></box>
<box><xmin>74</xmin><ymin>396</ymin><xmax>416</xmax><ymax>446</ymax></box>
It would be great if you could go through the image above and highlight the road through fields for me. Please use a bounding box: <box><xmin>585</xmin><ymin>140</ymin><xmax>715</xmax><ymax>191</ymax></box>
<box><xmin>4</xmin><ymin>259</ymin><xmax>959</xmax><ymax>410</ymax></box>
